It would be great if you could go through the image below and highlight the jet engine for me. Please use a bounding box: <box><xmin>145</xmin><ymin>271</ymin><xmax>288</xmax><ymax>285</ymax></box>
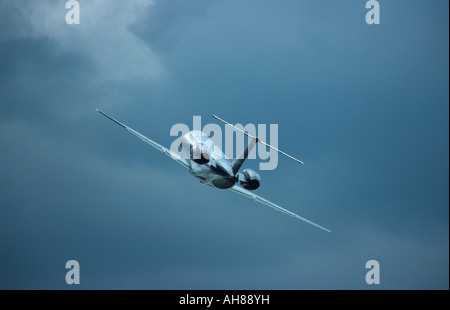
<box><xmin>190</xmin><ymin>143</ymin><xmax>211</xmax><ymax>165</ymax></box>
<box><xmin>239</xmin><ymin>169</ymin><xmax>260</xmax><ymax>190</ymax></box>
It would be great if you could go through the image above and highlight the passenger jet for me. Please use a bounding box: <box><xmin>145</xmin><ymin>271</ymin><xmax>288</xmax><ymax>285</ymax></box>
<box><xmin>97</xmin><ymin>110</ymin><xmax>330</xmax><ymax>232</ymax></box>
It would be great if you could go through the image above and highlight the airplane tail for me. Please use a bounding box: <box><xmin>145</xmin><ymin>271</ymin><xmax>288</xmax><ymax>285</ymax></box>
<box><xmin>231</xmin><ymin>136</ymin><xmax>259</xmax><ymax>174</ymax></box>
<box><xmin>212</xmin><ymin>115</ymin><xmax>304</xmax><ymax>174</ymax></box>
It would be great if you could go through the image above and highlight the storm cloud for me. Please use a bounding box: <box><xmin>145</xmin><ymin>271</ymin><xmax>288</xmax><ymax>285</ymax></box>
<box><xmin>0</xmin><ymin>0</ymin><xmax>448</xmax><ymax>289</ymax></box>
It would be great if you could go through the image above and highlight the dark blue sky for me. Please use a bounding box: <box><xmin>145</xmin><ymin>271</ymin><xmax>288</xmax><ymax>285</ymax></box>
<box><xmin>0</xmin><ymin>0</ymin><xmax>448</xmax><ymax>289</ymax></box>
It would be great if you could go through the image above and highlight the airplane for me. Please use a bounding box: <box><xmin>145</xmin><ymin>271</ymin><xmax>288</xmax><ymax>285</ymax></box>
<box><xmin>96</xmin><ymin>109</ymin><xmax>330</xmax><ymax>232</ymax></box>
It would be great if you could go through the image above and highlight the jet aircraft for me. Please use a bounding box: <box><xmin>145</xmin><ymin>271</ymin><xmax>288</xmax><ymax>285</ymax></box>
<box><xmin>97</xmin><ymin>110</ymin><xmax>330</xmax><ymax>232</ymax></box>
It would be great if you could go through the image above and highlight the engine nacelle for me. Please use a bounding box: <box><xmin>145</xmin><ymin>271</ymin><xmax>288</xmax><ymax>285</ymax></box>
<box><xmin>190</xmin><ymin>143</ymin><xmax>211</xmax><ymax>165</ymax></box>
<box><xmin>239</xmin><ymin>169</ymin><xmax>260</xmax><ymax>190</ymax></box>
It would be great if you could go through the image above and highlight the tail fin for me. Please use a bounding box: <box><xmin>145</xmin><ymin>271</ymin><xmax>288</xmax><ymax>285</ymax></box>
<box><xmin>212</xmin><ymin>115</ymin><xmax>304</xmax><ymax>174</ymax></box>
<box><xmin>232</xmin><ymin>136</ymin><xmax>258</xmax><ymax>174</ymax></box>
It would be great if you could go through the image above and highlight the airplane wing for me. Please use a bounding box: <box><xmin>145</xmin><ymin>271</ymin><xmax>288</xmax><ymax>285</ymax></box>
<box><xmin>228</xmin><ymin>185</ymin><xmax>331</xmax><ymax>232</ymax></box>
<box><xmin>96</xmin><ymin>109</ymin><xmax>191</xmax><ymax>170</ymax></box>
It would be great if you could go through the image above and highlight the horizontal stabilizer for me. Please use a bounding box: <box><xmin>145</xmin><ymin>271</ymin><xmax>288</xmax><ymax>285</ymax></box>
<box><xmin>212</xmin><ymin>114</ymin><xmax>304</xmax><ymax>165</ymax></box>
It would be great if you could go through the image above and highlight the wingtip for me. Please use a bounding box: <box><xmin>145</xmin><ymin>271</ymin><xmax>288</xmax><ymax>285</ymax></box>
<box><xmin>313</xmin><ymin>223</ymin><xmax>331</xmax><ymax>233</ymax></box>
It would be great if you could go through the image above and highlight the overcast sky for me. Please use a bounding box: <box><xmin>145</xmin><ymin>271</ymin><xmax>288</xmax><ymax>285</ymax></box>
<box><xmin>0</xmin><ymin>0</ymin><xmax>448</xmax><ymax>289</ymax></box>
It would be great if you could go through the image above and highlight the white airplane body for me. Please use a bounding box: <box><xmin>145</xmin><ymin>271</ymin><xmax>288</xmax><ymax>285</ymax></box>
<box><xmin>97</xmin><ymin>110</ymin><xmax>330</xmax><ymax>232</ymax></box>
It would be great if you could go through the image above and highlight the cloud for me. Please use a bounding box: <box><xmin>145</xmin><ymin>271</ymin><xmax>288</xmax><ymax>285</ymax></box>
<box><xmin>0</xmin><ymin>0</ymin><xmax>163</xmax><ymax>81</ymax></box>
<box><xmin>0</xmin><ymin>0</ymin><xmax>448</xmax><ymax>289</ymax></box>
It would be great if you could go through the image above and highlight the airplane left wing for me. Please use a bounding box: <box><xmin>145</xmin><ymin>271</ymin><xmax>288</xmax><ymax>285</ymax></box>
<box><xmin>96</xmin><ymin>109</ymin><xmax>191</xmax><ymax>170</ymax></box>
<box><xmin>228</xmin><ymin>185</ymin><xmax>331</xmax><ymax>232</ymax></box>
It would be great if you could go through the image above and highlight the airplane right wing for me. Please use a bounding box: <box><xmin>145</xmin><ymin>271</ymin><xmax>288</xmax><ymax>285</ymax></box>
<box><xmin>228</xmin><ymin>185</ymin><xmax>331</xmax><ymax>232</ymax></box>
<box><xmin>96</xmin><ymin>109</ymin><xmax>191</xmax><ymax>171</ymax></box>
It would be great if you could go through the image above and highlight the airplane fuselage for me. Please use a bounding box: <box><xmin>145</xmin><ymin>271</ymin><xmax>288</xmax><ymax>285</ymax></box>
<box><xmin>180</xmin><ymin>130</ymin><xmax>237</xmax><ymax>189</ymax></box>
<box><xmin>190</xmin><ymin>159</ymin><xmax>237</xmax><ymax>189</ymax></box>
